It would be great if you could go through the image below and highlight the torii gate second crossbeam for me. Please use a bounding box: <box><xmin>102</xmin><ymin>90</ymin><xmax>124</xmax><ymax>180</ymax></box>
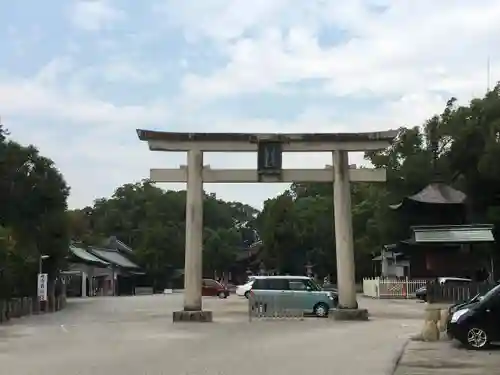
<box><xmin>137</xmin><ymin>130</ymin><xmax>398</xmax><ymax>322</ymax></box>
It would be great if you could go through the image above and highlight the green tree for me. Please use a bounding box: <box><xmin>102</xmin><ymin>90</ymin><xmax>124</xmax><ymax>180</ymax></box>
<box><xmin>71</xmin><ymin>180</ymin><xmax>259</xmax><ymax>289</ymax></box>
<box><xmin>70</xmin><ymin>83</ymin><xmax>500</xmax><ymax>284</ymax></box>
<box><xmin>0</xmin><ymin>125</ymin><xmax>70</xmax><ymax>306</ymax></box>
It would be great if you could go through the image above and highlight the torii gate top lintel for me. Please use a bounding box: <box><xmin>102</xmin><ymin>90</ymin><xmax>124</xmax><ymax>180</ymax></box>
<box><xmin>136</xmin><ymin>129</ymin><xmax>399</xmax><ymax>152</ymax></box>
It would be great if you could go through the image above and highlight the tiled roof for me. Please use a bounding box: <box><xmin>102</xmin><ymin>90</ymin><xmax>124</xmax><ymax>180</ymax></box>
<box><xmin>407</xmin><ymin>183</ymin><xmax>466</xmax><ymax>204</ymax></box>
<box><xmin>104</xmin><ymin>236</ymin><xmax>133</xmax><ymax>253</ymax></box>
<box><xmin>391</xmin><ymin>183</ymin><xmax>467</xmax><ymax>209</ymax></box>
<box><xmin>69</xmin><ymin>246</ymin><xmax>109</xmax><ymax>266</ymax></box>
<box><xmin>89</xmin><ymin>247</ymin><xmax>140</xmax><ymax>269</ymax></box>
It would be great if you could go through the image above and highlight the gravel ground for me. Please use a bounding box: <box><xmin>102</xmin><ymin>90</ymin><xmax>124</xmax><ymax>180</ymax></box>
<box><xmin>0</xmin><ymin>295</ymin><xmax>423</xmax><ymax>375</ymax></box>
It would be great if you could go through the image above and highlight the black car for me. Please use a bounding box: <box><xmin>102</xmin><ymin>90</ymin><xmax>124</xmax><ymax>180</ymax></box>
<box><xmin>447</xmin><ymin>284</ymin><xmax>500</xmax><ymax>349</ymax></box>
<box><xmin>449</xmin><ymin>294</ymin><xmax>483</xmax><ymax>314</ymax></box>
<box><xmin>415</xmin><ymin>286</ymin><xmax>427</xmax><ymax>301</ymax></box>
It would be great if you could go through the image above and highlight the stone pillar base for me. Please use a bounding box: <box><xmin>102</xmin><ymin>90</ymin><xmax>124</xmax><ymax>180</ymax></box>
<box><xmin>420</xmin><ymin>305</ymin><xmax>443</xmax><ymax>341</ymax></box>
<box><xmin>331</xmin><ymin>308</ymin><xmax>369</xmax><ymax>321</ymax></box>
<box><xmin>173</xmin><ymin>310</ymin><xmax>213</xmax><ymax>322</ymax></box>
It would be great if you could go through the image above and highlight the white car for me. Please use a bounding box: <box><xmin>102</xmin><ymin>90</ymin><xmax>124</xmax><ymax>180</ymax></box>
<box><xmin>236</xmin><ymin>276</ymin><xmax>256</xmax><ymax>298</ymax></box>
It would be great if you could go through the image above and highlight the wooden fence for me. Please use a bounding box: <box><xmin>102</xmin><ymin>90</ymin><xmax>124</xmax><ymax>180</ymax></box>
<box><xmin>426</xmin><ymin>282</ymin><xmax>495</xmax><ymax>304</ymax></box>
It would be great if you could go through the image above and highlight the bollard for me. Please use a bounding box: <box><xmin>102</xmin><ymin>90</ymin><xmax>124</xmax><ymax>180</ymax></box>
<box><xmin>32</xmin><ymin>298</ymin><xmax>40</xmax><ymax>315</ymax></box>
<box><xmin>6</xmin><ymin>300</ymin><xmax>11</xmax><ymax>320</ymax></box>
<box><xmin>13</xmin><ymin>299</ymin><xmax>21</xmax><ymax>318</ymax></box>
<box><xmin>421</xmin><ymin>305</ymin><xmax>440</xmax><ymax>341</ymax></box>
<box><xmin>438</xmin><ymin>308</ymin><xmax>450</xmax><ymax>333</ymax></box>
<box><xmin>23</xmin><ymin>297</ymin><xmax>28</xmax><ymax>316</ymax></box>
<box><xmin>20</xmin><ymin>298</ymin><xmax>25</xmax><ymax>316</ymax></box>
<box><xmin>0</xmin><ymin>300</ymin><xmax>4</xmax><ymax>323</ymax></box>
<box><xmin>9</xmin><ymin>300</ymin><xmax>16</xmax><ymax>318</ymax></box>
<box><xmin>26</xmin><ymin>297</ymin><xmax>32</xmax><ymax>315</ymax></box>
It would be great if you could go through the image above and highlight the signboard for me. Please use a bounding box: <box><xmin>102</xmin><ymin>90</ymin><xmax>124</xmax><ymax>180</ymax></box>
<box><xmin>257</xmin><ymin>141</ymin><xmax>282</xmax><ymax>175</ymax></box>
<box><xmin>37</xmin><ymin>273</ymin><xmax>48</xmax><ymax>302</ymax></box>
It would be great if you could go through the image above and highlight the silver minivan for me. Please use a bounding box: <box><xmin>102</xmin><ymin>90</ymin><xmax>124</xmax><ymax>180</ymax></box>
<box><xmin>249</xmin><ymin>275</ymin><xmax>338</xmax><ymax>317</ymax></box>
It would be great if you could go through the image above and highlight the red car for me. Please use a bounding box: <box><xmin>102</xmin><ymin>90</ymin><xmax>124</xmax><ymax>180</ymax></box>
<box><xmin>202</xmin><ymin>279</ymin><xmax>229</xmax><ymax>298</ymax></box>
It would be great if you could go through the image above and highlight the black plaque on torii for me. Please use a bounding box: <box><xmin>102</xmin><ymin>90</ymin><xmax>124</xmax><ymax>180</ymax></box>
<box><xmin>257</xmin><ymin>141</ymin><xmax>283</xmax><ymax>181</ymax></box>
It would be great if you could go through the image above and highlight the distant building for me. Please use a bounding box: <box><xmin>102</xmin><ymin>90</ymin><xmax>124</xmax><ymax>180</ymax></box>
<box><xmin>372</xmin><ymin>245</ymin><xmax>410</xmax><ymax>277</ymax></box>
<box><xmin>386</xmin><ymin>183</ymin><xmax>495</xmax><ymax>279</ymax></box>
<box><xmin>64</xmin><ymin>237</ymin><xmax>146</xmax><ymax>297</ymax></box>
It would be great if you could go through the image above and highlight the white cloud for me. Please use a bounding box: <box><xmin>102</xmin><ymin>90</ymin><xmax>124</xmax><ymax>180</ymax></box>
<box><xmin>3</xmin><ymin>0</ymin><xmax>500</xmax><ymax>210</ymax></box>
<box><xmin>0</xmin><ymin>78</ymin><xmax>169</xmax><ymax>128</ymax></box>
<box><xmin>156</xmin><ymin>0</ymin><xmax>289</xmax><ymax>42</ymax></box>
<box><xmin>0</xmin><ymin>56</ymin><xmax>170</xmax><ymax>127</ymax></box>
<box><xmin>178</xmin><ymin>0</ymin><xmax>500</xmax><ymax>102</ymax></box>
<box><xmin>69</xmin><ymin>0</ymin><xmax>125</xmax><ymax>31</ymax></box>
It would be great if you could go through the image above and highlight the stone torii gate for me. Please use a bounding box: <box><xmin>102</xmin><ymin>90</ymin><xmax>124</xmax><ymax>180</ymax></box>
<box><xmin>137</xmin><ymin>130</ymin><xmax>398</xmax><ymax>321</ymax></box>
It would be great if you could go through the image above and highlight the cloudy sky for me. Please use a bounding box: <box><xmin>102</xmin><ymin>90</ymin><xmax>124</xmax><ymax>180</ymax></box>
<box><xmin>1</xmin><ymin>0</ymin><xmax>499</xmax><ymax>210</ymax></box>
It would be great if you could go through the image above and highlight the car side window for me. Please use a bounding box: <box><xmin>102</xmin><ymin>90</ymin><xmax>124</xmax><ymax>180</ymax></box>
<box><xmin>204</xmin><ymin>280</ymin><xmax>218</xmax><ymax>288</ymax></box>
<box><xmin>267</xmin><ymin>279</ymin><xmax>289</xmax><ymax>290</ymax></box>
<box><xmin>289</xmin><ymin>280</ymin><xmax>307</xmax><ymax>291</ymax></box>
<box><xmin>303</xmin><ymin>279</ymin><xmax>317</xmax><ymax>290</ymax></box>
<box><xmin>252</xmin><ymin>279</ymin><xmax>268</xmax><ymax>290</ymax></box>
<box><xmin>252</xmin><ymin>278</ymin><xmax>290</xmax><ymax>290</ymax></box>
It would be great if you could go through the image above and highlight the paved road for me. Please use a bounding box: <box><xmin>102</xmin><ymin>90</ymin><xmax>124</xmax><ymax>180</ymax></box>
<box><xmin>395</xmin><ymin>340</ymin><xmax>500</xmax><ymax>375</ymax></box>
<box><xmin>0</xmin><ymin>295</ymin><xmax>423</xmax><ymax>375</ymax></box>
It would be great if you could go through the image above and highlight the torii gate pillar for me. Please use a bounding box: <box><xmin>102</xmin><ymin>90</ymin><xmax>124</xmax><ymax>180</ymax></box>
<box><xmin>332</xmin><ymin>150</ymin><xmax>360</xmax><ymax>316</ymax></box>
<box><xmin>137</xmin><ymin>130</ymin><xmax>398</xmax><ymax>322</ymax></box>
<box><xmin>183</xmin><ymin>149</ymin><xmax>204</xmax><ymax>312</ymax></box>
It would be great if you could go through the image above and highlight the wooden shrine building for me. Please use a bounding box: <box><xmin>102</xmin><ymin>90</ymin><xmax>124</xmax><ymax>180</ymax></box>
<box><xmin>388</xmin><ymin>182</ymin><xmax>495</xmax><ymax>280</ymax></box>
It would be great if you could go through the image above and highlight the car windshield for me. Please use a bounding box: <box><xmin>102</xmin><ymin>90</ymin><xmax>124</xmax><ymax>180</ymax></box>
<box><xmin>481</xmin><ymin>283</ymin><xmax>500</xmax><ymax>301</ymax></box>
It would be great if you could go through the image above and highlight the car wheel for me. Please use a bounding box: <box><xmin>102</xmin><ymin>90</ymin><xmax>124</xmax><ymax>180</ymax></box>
<box><xmin>218</xmin><ymin>291</ymin><xmax>226</xmax><ymax>299</ymax></box>
<box><xmin>313</xmin><ymin>303</ymin><xmax>329</xmax><ymax>318</ymax></box>
<box><xmin>244</xmin><ymin>291</ymin><xmax>250</xmax><ymax>299</ymax></box>
<box><xmin>465</xmin><ymin>327</ymin><xmax>490</xmax><ymax>350</ymax></box>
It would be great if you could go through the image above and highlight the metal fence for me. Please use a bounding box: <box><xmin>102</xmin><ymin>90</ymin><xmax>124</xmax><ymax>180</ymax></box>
<box><xmin>248</xmin><ymin>293</ymin><xmax>304</xmax><ymax>321</ymax></box>
<box><xmin>426</xmin><ymin>282</ymin><xmax>495</xmax><ymax>304</ymax></box>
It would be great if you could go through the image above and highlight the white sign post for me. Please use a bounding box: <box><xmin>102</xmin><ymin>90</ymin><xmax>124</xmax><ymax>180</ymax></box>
<box><xmin>37</xmin><ymin>273</ymin><xmax>48</xmax><ymax>302</ymax></box>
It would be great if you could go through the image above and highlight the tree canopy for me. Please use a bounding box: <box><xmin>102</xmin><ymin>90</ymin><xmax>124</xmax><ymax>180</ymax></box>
<box><xmin>4</xmin><ymin>84</ymin><xmax>500</xmax><ymax>293</ymax></box>
<box><xmin>0</xmin><ymin>124</ymin><xmax>70</xmax><ymax>301</ymax></box>
<box><xmin>256</xmin><ymin>84</ymin><xmax>500</xmax><ymax>280</ymax></box>
<box><xmin>68</xmin><ymin>181</ymin><xmax>259</xmax><ymax>289</ymax></box>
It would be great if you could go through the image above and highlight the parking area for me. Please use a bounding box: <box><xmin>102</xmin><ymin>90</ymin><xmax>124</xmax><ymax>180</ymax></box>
<box><xmin>395</xmin><ymin>340</ymin><xmax>500</xmax><ymax>375</ymax></box>
<box><xmin>0</xmin><ymin>294</ymin><xmax>423</xmax><ymax>375</ymax></box>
